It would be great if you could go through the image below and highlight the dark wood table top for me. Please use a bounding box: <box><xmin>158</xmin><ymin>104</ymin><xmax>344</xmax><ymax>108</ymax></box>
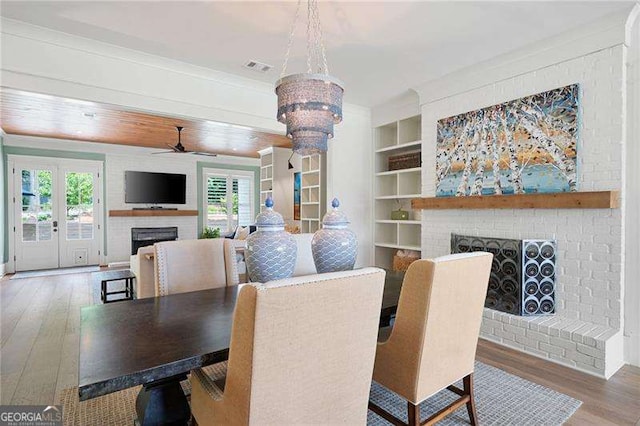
<box><xmin>79</xmin><ymin>272</ymin><xmax>404</xmax><ymax>401</ymax></box>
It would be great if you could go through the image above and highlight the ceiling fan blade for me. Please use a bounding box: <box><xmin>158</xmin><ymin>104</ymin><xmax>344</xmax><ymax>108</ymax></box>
<box><xmin>151</xmin><ymin>150</ymin><xmax>176</xmax><ymax>155</ymax></box>
<box><xmin>167</xmin><ymin>143</ymin><xmax>181</xmax><ymax>152</ymax></box>
<box><xmin>192</xmin><ymin>152</ymin><xmax>218</xmax><ymax>157</ymax></box>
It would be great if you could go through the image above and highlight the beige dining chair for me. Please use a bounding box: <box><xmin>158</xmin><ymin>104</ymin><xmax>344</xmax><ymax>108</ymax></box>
<box><xmin>154</xmin><ymin>238</ymin><xmax>239</xmax><ymax>296</ymax></box>
<box><xmin>190</xmin><ymin>267</ymin><xmax>386</xmax><ymax>425</ymax></box>
<box><xmin>369</xmin><ymin>252</ymin><xmax>493</xmax><ymax>426</ymax></box>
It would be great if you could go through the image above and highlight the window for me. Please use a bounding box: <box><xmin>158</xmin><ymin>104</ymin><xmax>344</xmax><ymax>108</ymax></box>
<box><xmin>204</xmin><ymin>169</ymin><xmax>255</xmax><ymax>233</ymax></box>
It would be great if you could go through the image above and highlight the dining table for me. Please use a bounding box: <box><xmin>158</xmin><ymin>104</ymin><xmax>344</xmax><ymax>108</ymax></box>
<box><xmin>78</xmin><ymin>269</ymin><xmax>404</xmax><ymax>425</ymax></box>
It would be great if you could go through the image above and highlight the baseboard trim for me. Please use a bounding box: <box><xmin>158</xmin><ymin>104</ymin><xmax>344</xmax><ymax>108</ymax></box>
<box><xmin>0</xmin><ymin>263</ymin><xmax>6</xmax><ymax>278</ymax></box>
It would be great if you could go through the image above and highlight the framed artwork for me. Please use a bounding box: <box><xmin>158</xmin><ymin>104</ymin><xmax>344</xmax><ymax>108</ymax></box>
<box><xmin>436</xmin><ymin>84</ymin><xmax>579</xmax><ymax>197</ymax></box>
<box><xmin>293</xmin><ymin>172</ymin><xmax>301</xmax><ymax>220</ymax></box>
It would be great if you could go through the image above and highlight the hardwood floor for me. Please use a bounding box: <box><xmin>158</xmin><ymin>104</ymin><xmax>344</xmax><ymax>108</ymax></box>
<box><xmin>1</xmin><ymin>271</ymin><xmax>639</xmax><ymax>425</ymax></box>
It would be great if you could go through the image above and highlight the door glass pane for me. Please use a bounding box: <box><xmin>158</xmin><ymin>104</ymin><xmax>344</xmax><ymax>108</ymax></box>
<box><xmin>21</xmin><ymin>169</ymin><xmax>53</xmax><ymax>242</ymax></box>
<box><xmin>206</xmin><ymin>176</ymin><xmax>228</xmax><ymax>232</ymax></box>
<box><xmin>65</xmin><ymin>172</ymin><xmax>94</xmax><ymax>240</ymax></box>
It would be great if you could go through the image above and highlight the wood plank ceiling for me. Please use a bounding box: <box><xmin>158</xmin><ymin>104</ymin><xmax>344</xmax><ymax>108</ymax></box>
<box><xmin>0</xmin><ymin>89</ymin><xmax>291</xmax><ymax>158</ymax></box>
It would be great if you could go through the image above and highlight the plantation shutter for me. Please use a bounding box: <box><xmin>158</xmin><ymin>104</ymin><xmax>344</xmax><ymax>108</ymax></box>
<box><xmin>206</xmin><ymin>175</ymin><xmax>229</xmax><ymax>231</ymax></box>
<box><xmin>234</xmin><ymin>176</ymin><xmax>252</xmax><ymax>227</ymax></box>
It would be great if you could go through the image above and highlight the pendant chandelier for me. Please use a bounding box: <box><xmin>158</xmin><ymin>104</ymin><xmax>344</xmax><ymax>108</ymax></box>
<box><xmin>275</xmin><ymin>0</ymin><xmax>344</xmax><ymax>156</ymax></box>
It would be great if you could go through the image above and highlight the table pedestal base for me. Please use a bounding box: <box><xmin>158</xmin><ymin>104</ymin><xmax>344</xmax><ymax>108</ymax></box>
<box><xmin>136</xmin><ymin>374</ymin><xmax>190</xmax><ymax>426</ymax></box>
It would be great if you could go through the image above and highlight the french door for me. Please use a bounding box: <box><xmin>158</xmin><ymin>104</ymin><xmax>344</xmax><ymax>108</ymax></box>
<box><xmin>12</xmin><ymin>157</ymin><xmax>103</xmax><ymax>271</ymax></box>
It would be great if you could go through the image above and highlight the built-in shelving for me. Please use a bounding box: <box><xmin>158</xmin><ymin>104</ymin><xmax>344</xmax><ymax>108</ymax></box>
<box><xmin>373</xmin><ymin>114</ymin><xmax>423</xmax><ymax>269</ymax></box>
<box><xmin>259</xmin><ymin>151</ymin><xmax>274</xmax><ymax>211</ymax></box>
<box><xmin>300</xmin><ymin>154</ymin><xmax>326</xmax><ymax>233</ymax></box>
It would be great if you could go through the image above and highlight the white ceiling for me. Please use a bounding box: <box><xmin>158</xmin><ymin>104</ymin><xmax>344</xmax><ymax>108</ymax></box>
<box><xmin>0</xmin><ymin>1</ymin><xmax>635</xmax><ymax>107</ymax></box>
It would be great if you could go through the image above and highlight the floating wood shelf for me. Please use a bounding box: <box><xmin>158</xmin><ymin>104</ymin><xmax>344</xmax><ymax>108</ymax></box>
<box><xmin>109</xmin><ymin>210</ymin><xmax>199</xmax><ymax>217</ymax></box>
<box><xmin>411</xmin><ymin>191</ymin><xmax>620</xmax><ymax>210</ymax></box>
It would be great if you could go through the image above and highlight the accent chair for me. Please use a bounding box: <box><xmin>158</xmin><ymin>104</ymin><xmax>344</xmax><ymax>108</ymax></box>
<box><xmin>369</xmin><ymin>252</ymin><xmax>493</xmax><ymax>426</ymax></box>
<box><xmin>154</xmin><ymin>238</ymin><xmax>239</xmax><ymax>296</ymax></box>
<box><xmin>190</xmin><ymin>267</ymin><xmax>386</xmax><ymax>425</ymax></box>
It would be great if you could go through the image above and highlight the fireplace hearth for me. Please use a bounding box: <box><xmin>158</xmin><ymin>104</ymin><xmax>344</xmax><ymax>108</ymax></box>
<box><xmin>451</xmin><ymin>234</ymin><xmax>557</xmax><ymax>316</ymax></box>
<box><xmin>131</xmin><ymin>227</ymin><xmax>178</xmax><ymax>255</ymax></box>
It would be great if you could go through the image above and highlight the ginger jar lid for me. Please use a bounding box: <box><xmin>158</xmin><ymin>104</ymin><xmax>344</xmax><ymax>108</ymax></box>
<box><xmin>321</xmin><ymin>198</ymin><xmax>350</xmax><ymax>229</ymax></box>
<box><xmin>255</xmin><ymin>197</ymin><xmax>285</xmax><ymax>229</ymax></box>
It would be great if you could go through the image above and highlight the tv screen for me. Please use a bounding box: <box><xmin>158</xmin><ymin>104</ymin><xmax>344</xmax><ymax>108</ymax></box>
<box><xmin>125</xmin><ymin>171</ymin><xmax>186</xmax><ymax>204</ymax></box>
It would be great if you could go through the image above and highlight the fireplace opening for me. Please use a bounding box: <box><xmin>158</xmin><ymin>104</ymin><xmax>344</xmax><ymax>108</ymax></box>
<box><xmin>131</xmin><ymin>227</ymin><xmax>178</xmax><ymax>255</ymax></box>
<box><xmin>451</xmin><ymin>234</ymin><xmax>557</xmax><ymax>316</ymax></box>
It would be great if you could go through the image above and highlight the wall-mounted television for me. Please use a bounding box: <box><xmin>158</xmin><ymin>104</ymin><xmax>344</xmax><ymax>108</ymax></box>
<box><xmin>125</xmin><ymin>171</ymin><xmax>187</xmax><ymax>204</ymax></box>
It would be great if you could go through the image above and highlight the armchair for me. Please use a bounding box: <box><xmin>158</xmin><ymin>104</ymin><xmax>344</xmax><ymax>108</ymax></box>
<box><xmin>154</xmin><ymin>238</ymin><xmax>239</xmax><ymax>296</ymax></box>
<box><xmin>369</xmin><ymin>252</ymin><xmax>493</xmax><ymax>426</ymax></box>
<box><xmin>190</xmin><ymin>267</ymin><xmax>386</xmax><ymax>425</ymax></box>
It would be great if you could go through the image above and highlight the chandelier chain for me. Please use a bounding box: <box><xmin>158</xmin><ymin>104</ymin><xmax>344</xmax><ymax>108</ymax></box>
<box><xmin>280</xmin><ymin>0</ymin><xmax>330</xmax><ymax>77</ymax></box>
<box><xmin>311</xmin><ymin>0</ymin><xmax>329</xmax><ymax>74</ymax></box>
<box><xmin>280</xmin><ymin>0</ymin><xmax>302</xmax><ymax>78</ymax></box>
<box><xmin>306</xmin><ymin>0</ymin><xmax>313</xmax><ymax>73</ymax></box>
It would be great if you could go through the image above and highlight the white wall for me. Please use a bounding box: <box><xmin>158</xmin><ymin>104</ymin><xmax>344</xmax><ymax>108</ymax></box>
<box><xmin>0</xmin><ymin>18</ymin><xmax>373</xmax><ymax>263</ymax></box>
<box><xmin>624</xmin><ymin>6</ymin><xmax>640</xmax><ymax>367</ymax></box>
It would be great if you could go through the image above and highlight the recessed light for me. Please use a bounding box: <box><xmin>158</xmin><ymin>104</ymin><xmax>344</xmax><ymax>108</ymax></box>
<box><xmin>83</xmin><ymin>112</ymin><xmax>96</xmax><ymax>118</ymax></box>
<box><xmin>232</xmin><ymin>148</ymin><xmax>237</xmax><ymax>151</ymax></box>
<box><xmin>76</xmin><ymin>130</ymin><xmax>83</xmax><ymax>134</ymax></box>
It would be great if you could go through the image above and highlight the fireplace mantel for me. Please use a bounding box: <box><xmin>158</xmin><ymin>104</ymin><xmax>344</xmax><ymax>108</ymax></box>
<box><xmin>109</xmin><ymin>210</ymin><xmax>199</xmax><ymax>217</ymax></box>
<box><xmin>411</xmin><ymin>190</ymin><xmax>619</xmax><ymax>210</ymax></box>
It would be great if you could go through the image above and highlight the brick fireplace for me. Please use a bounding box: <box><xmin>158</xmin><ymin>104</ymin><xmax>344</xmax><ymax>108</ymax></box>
<box><xmin>416</xmin><ymin>44</ymin><xmax>626</xmax><ymax>378</ymax></box>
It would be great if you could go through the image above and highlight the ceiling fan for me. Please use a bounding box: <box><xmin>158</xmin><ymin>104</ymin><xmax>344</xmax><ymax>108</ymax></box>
<box><xmin>152</xmin><ymin>126</ymin><xmax>217</xmax><ymax>157</ymax></box>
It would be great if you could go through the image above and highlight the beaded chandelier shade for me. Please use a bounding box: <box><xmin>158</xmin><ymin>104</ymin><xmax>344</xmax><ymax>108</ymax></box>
<box><xmin>275</xmin><ymin>0</ymin><xmax>344</xmax><ymax>156</ymax></box>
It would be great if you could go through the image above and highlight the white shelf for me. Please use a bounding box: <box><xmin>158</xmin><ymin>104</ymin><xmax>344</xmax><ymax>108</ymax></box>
<box><xmin>375</xmin><ymin>140</ymin><xmax>422</xmax><ymax>153</ymax></box>
<box><xmin>302</xmin><ymin>170</ymin><xmax>320</xmax><ymax>175</ymax></box>
<box><xmin>374</xmin><ymin>242</ymin><xmax>422</xmax><ymax>251</ymax></box>
<box><xmin>260</xmin><ymin>190</ymin><xmax>272</xmax><ymax>194</ymax></box>
<box><xmin>376</xmin><ymin>167</ymin><xmax>421</xmax><ymax>177</ymax></box>
<box><xmin>302</xmin><ymin>202</ymin><xmax>319</xmax><ymax>205</ymax></box>
<box><xmin>260</xmin><ymin>178</ymin><xmax>272</xmax><ymax>182</ymax></box>
<box><xmin>261</xmin><ymin>164</ymin><xmax>272</xmax><ymax>168</ymax></box>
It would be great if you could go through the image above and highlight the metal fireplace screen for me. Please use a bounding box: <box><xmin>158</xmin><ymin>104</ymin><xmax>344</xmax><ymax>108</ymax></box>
<box><xmin>451</xmin><ymin>234</ymin><xmax>556</xmax><ymax>316</ymax></box>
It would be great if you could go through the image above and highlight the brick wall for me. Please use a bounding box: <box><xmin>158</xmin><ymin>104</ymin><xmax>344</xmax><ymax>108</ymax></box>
<box><xmin>420</xmin><ymin>46</ymin><xmax>625</xmax><ymax>376</ymax></box>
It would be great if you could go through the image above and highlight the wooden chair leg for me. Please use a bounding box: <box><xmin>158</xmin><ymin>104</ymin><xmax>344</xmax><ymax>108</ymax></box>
<box><xmin>407</xmin><ymin>401</ymin><xmax>420</xmax><ymax>426</ymax></box>
<box><xmin>463</xmin><ymin>373</ymin><xmax>478</xmax><ymax>426</ymax></box>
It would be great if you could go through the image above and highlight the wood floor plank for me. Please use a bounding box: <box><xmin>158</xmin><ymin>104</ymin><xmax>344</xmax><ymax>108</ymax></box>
<box><xmin>10</xmin><ymin>276</ymin><xmax>73</xmax><ymax>405</ymax></box>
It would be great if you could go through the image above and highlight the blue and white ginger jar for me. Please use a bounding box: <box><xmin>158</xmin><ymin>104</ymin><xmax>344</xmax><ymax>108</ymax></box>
<box><xmin>312</xmin><ymin>198</ymin><xmax>358</xmax><ymax>273</ymax></box>
<box><xmin>245</xmin><ymin>197</ymin><xmax>297</xmax><ymax>282</ymax></box>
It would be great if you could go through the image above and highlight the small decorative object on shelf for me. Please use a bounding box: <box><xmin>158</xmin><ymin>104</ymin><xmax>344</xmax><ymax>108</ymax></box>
<box><xmin>388</xmin><ymin>150</ymin><xmax>421</xmax><ymax>171</ymax></box>
<box><xmin>312</xmin><ymin>198</ymin><xmax>358</xmax><ymax>273</ymax></box>
<box><xmin>245</xmin><ymin>197</ymin><xmax>297</xmax><ymax>282</ymax></box>
<box><xmin>393</xmin><ymin>250</ymin><xmax>420</xmax><ymax>272</ymax></box>
<box><xmin>390</xmin><ymin>200</ymin><xmax>409</xmax><ymax>220</ymax></box>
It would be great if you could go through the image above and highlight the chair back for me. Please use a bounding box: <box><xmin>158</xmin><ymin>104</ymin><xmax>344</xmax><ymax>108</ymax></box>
<box><xmin>154</xmin><ymin>238</ymin><xmax>239</xmax><ymax>296</ymax></box>
<box><xmin>376</xmin><ymin>252</ymin><xmax>492</xmax><ymax>402</ymax></box>
<box><xmin>224</xmin><ymin>268</ymin><xmax>385</xmax><ymax>424</ymax></box>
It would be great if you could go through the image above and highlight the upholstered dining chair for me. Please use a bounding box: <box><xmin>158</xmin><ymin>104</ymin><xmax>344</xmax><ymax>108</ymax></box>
<box><xmin>154</xmin><ymin>238</ymin><xmax>239</xmax><ymax>296</ymax></box>
<box><xmin>369</xmin><ymin>252</ymin><xmax>493</xmax><ymax>426</ymax></box>
<box><xmin>190</xmin><ymin>267</ymin><xmax>386</xmax><ymax>425</ymax></box>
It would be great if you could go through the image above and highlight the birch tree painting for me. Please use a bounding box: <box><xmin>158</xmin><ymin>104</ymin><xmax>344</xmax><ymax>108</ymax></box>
<box><xmin>436</xmin><ymin>84</ymin><xmax>579</xmax><ymax>197</ymax></box>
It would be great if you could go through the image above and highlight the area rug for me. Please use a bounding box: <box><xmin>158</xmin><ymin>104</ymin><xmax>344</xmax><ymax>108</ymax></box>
<box><xmin>11</xmin><ymin>266</ymin><xmax>100</xmax><ymax>280</ymax></box>
<box><xmin>58</xmin><ymin>361</ymin><xmax>581</xmax><ymax>425</ymax></box>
